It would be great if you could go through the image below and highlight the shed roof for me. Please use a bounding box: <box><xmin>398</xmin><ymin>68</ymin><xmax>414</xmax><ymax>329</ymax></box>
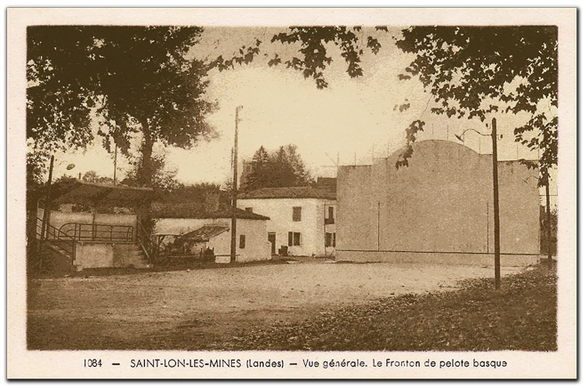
<box><xmin>238</xmin><ymin>186</ymin><xmax>336</xmax><ymax>200</ymax></box>
<box><xmin>178</xmin><ymin>224</ymin><xmax>230</xmax><ymax>242</ymax></box>
<box><xmin>33</xmin><ymin>178</ymin><xmax>154</xmax><ymax>207</ymax></box>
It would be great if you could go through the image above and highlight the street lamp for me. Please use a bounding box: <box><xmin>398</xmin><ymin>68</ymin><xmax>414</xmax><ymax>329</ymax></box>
<box><xmin>455</xmin><ymin>118</ymin><xmax>501</xmax><ymax>289</ymax></box>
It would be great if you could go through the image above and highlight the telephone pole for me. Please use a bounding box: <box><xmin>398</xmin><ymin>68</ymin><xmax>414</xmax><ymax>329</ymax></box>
<box><xmin>455</xmin><ymin>118</ymin><xmax>501</xmax><ymax>289</ymax></box>
<box><xmin>113</xmin><ymin>145</ymin><xmax>118</xmax><ymax>185</ymax></box>
<box><xmin>230</xmin><ymin>106</ymin><xmax>243</xmax><ymax>263</ymax></box>
<box><xmin>545</xmin><ymin>174</ymin><xmax>553</xmax><ymax>270</ymax></box>
<box><xmin>491</xmin><ymin>118</ymin><xmax>501</xmax><ymax>289</ymax></box>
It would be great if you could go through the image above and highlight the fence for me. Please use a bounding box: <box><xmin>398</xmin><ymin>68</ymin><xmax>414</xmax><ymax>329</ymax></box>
<box><xmin>59</xmin><ymin>223</ymin><xmax>134</xmax><ymax>243</ymax></box>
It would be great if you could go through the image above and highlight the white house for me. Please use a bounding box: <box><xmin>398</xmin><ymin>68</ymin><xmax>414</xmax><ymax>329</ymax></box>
<box><xmin>152</xmin><ymin>199</ymin><xmax>272</xmax><ymax>263</ymax></box>
<box><xmin>238</xmin><ymin>187</ymin><xmax>336</xmax><ymax>257</ymax></box>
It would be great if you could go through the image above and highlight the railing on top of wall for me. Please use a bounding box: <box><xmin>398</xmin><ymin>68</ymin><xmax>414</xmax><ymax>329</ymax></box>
<box><xmin>59</xmin><ymin>223</ymin><xmax>134</xmax><ymax>243</ymax></box>
<box><xmin>36</xmin><ymin>217</ymin><xmax>76</xmax><ymax>264</ymax></box>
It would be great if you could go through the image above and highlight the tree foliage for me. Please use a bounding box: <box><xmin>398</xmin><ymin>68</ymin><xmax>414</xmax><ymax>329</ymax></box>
<box><xmin>267</xmin><ymin>26</ymin><xmax>558</xmax><ymax>183</ymax></box>
<box><xmin>395</xmin><ymin>26</ymin><xmax>558</xmax><ymax>181</ymax></box>
<box><xmin>81</xmin><ymin>170</ymin><xmax>114</xmax><ymax>185</ymax></box>
<box><xmin>27</xmin><ymin>26</ymin><xmax>217</xmax><ymax>187</ymax></box>
<box><xmin>122</xmin><ymin>151</ymin><xmax>181</xmax><ymax>193</ymax></box>
<box><xmin>242</xmin><ymin>145</ymin><xmax>272</xmax><ymax>192</ymax></box>
<box><xmin>241</xmin><ymin>144</ymin><xmax>313</xmax><ymax>192</ymax></box>
<box><xmin>157</xmin><ymin>182</ymin><xmax>225</xmax><ymax>205</ymax></box>
<box><xmin>270</xmin><ymin>26</ymin><xmax>388</xmax><ymax>89</ymax></box>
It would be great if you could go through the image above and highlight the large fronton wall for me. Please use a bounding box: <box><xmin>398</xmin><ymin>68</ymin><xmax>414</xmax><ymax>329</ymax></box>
<box><xmin>337</xmin><ymin>140</ymin><xmax>540</xmax><ymax>266</ymax></box>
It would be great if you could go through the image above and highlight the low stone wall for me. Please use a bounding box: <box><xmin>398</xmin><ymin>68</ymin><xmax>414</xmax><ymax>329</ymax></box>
<box><xmin>74</xmin><ymin>242</ymin><xmax>148</xmax><ymax>270</ymax></box>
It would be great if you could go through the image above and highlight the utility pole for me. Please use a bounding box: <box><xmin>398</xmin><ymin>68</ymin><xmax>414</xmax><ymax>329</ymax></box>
<box><xmin>113</xmin><ymin>145</ymin><xmax>118</xmax><ymax>185</ymax></box>
<box><xmin>545</xmin><ymin>174</ymin><xmax>553</xmax><ymax>270</ymax></box>
<box><xmin>377</xmin><ymin>201</ymin><xmax>381</xmax><ymax>251</ymax></box>
<box><xmin>40</xmin><ymin>155</ymin><xmax>55</xmax><ymax>242</ymax></box>
<box><xmin>491</xmin><ymin>118</ymin><xmax>501</xmax><ymax>289</ymax></box>
<box><xmin>455</xmin><ymin>118</ymin><xmax>501</xmax><ymax>289</ymax></box>
<box><xmin>230</xmin><ymin>106</ymin><xmax>243</xmax><ymax>263</ymax></box>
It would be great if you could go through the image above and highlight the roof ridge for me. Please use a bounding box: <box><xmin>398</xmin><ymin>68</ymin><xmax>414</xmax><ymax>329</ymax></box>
<box><xmin>151</xmin><ymin>202</ymin><xmax>270</xmax><ymax>220</ymax></box>
<box><xmin>238</xmin><ymin>186</ymin><xmax>336</xmax><ymax>200</ymax></box>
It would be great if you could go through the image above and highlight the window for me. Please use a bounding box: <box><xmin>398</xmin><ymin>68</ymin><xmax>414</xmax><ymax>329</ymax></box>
<box><xmin>288</xmin><ymin>232</ymin><xmax>301</xmax><ymax>246</ymax></box>
<box><xmin>239</xmin><ymin>235</ymin><xmax>246</xmax><ymax>249</ymax></box>
<box><xmin>245</xmin><ymin>207</ymin><xmax>253</xmax><ymax>213</ymax></box>
<box><xmin>325</xmin><ymin>206</ymin><xmax>335</xmax><ymax>224</ymax></box>
<box><xmin>292</xmin><ymin>206</ymin><xmax>302</xmax><ymax>221</ymax></box>
<box><xmin>325</xmin><ymin>233</ymin><xmax>336</xmax><ymax>247</ymax></box>
<box><xmin>333</xmin><ymin>233</ymin><xmax>336</xmax><ymax>247</ymax></box>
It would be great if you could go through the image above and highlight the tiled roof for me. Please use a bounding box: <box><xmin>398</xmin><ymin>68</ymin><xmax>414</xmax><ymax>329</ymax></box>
<box><xmin>151</xmin><ymin>202</ymin><xmax>270</xmax><ymax>220</ymax></box>
<box><xmin>238</xmin><ymin>186</ymin><xmax>336</xmax><ymax>200</ymax></box>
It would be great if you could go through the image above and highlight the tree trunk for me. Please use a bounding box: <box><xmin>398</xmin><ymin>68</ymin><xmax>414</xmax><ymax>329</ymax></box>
<box><xmin>136</xmin><ymin>120</ymin><xmax>155</xmax><ymax>251</ymax></box>
<box><xmin>138</xmin><ymin>120</ymin><xmax>154</xmax><ymax>188</ymax></box>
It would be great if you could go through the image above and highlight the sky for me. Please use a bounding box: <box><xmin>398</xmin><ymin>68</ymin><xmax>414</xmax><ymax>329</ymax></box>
<box><xmin>8</xmin><ymin>8</ymin><xmax>575</xmax><ymax>197</ymax></box>
<box><xmin>51</xmin><ymin>25</ymin><xmax>544</xmax><ymax>188</ymax></box>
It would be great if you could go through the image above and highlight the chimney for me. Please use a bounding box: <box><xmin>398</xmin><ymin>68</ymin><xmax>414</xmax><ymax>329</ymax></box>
<box><xmin>204</xmin><ymin>190</ymin><xmax>220</xmax><ymax>212</ymax></box>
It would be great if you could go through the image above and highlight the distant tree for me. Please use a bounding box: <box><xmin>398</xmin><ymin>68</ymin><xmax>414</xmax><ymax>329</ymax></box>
<box><xmin>124</xmin><ymin>152</ymin><xmax>181</xmax><ymax>193</ymax></box>
<box><xmin>285</xmin><ymin>144</ymin><xmax>313</xmax><ymax>185</ymax></box>
<box><xmin>81</xmin><ymin>170</ymin><xmax>114</xmax><ymax>184</ymax></box>
<box><xmin>160</xmin><ymin>182</ymin><xmax>222</xmax><ymax>204</ymax></box>
<box><xmin>241</xmin><ymin>144</ymin><xmax>313</xmax><ymax>191</ymax></box>
<box><xmin>242</xmin><ymin>146</ymin><xmax>272</xmax><ymax>191</ymax></box>
<box><xmin>271</xmin><ymin>146</ymin><xmax>297</xmax><ymax>188</ymax></box>
<box><xmin>540</xmin><ymin>206</ymin><xmax>558</xmax><ymax>255</ymax></box>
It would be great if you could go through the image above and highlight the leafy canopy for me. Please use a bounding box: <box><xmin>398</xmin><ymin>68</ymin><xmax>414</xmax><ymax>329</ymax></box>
<box><xmin>266</xmin><ymin>26</ymin><xmax>558</xmax><ymax>182</ymax></box>
<box><xmin>27</xmin><ymin>26</ymin><xmax>218</xmax><ymax>186</ymax></box>
<box><xmin>395</xmin><ymin>26</ymin><xmax>558</xmax><ymax>178</ymax></box>
<box><xmin>270</xmin><ymin>26</ymin><xmax>389</xmax><ymax>89</ymax></box>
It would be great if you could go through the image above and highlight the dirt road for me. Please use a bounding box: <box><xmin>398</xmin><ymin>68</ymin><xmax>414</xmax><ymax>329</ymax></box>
<box><xmin>27</xmin><ymin>261</ymin><xmax>524</xmax><ymax>350</ymax></box>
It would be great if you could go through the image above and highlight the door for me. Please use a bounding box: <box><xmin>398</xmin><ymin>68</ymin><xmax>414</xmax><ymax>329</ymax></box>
<box><xmin>268</xmin><ymin>232</ymin><xmax>276</xmax><ymax>255</ymax></box>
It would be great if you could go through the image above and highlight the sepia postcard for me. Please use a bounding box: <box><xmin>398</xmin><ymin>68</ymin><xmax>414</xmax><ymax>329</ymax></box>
<box><xmin>7</xmin><ymin>7</ymin><xmax>577</xmax><ymax>379</ymax></box>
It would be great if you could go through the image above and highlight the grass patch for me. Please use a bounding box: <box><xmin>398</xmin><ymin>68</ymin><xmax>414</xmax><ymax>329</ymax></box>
<box><xmin>232</xmin><ymin>265</ymin><xmax>557</xmax><ymax>351</ymax></box>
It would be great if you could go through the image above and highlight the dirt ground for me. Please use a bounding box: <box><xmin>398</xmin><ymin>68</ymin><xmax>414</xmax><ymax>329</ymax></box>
<box><xmin>27</xmin><ymin>260</ymin><xmax>526</xmax><ymax>350</ymax></box>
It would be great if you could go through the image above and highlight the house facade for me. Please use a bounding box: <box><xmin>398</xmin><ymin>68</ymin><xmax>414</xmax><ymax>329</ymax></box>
<box><xmin>238</xmin><ymin>187</ymin><xmax>336</xmax><ymax>257</ymax></box>
<box><xmin>152</xmin><ymin>201</ymin><xmax>271</xmax><ymax>263</ymax></box>
<box><xmin>337</xmin><ymin>140</ymin><xmax>541</xmax><ymax>266</ymax></box>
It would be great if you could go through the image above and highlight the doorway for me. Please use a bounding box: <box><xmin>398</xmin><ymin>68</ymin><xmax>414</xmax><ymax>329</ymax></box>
<box><xmin>268</xmin><ymin>232</ymin><xmax>276</xmax><ymax>255</ymax></box>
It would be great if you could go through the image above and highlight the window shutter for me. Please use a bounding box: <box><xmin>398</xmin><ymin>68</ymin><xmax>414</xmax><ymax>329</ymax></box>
<box><xmin>293</xmin><ymin>206</ymin><xmax>302</xmax><ymax>221</ymax></box>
